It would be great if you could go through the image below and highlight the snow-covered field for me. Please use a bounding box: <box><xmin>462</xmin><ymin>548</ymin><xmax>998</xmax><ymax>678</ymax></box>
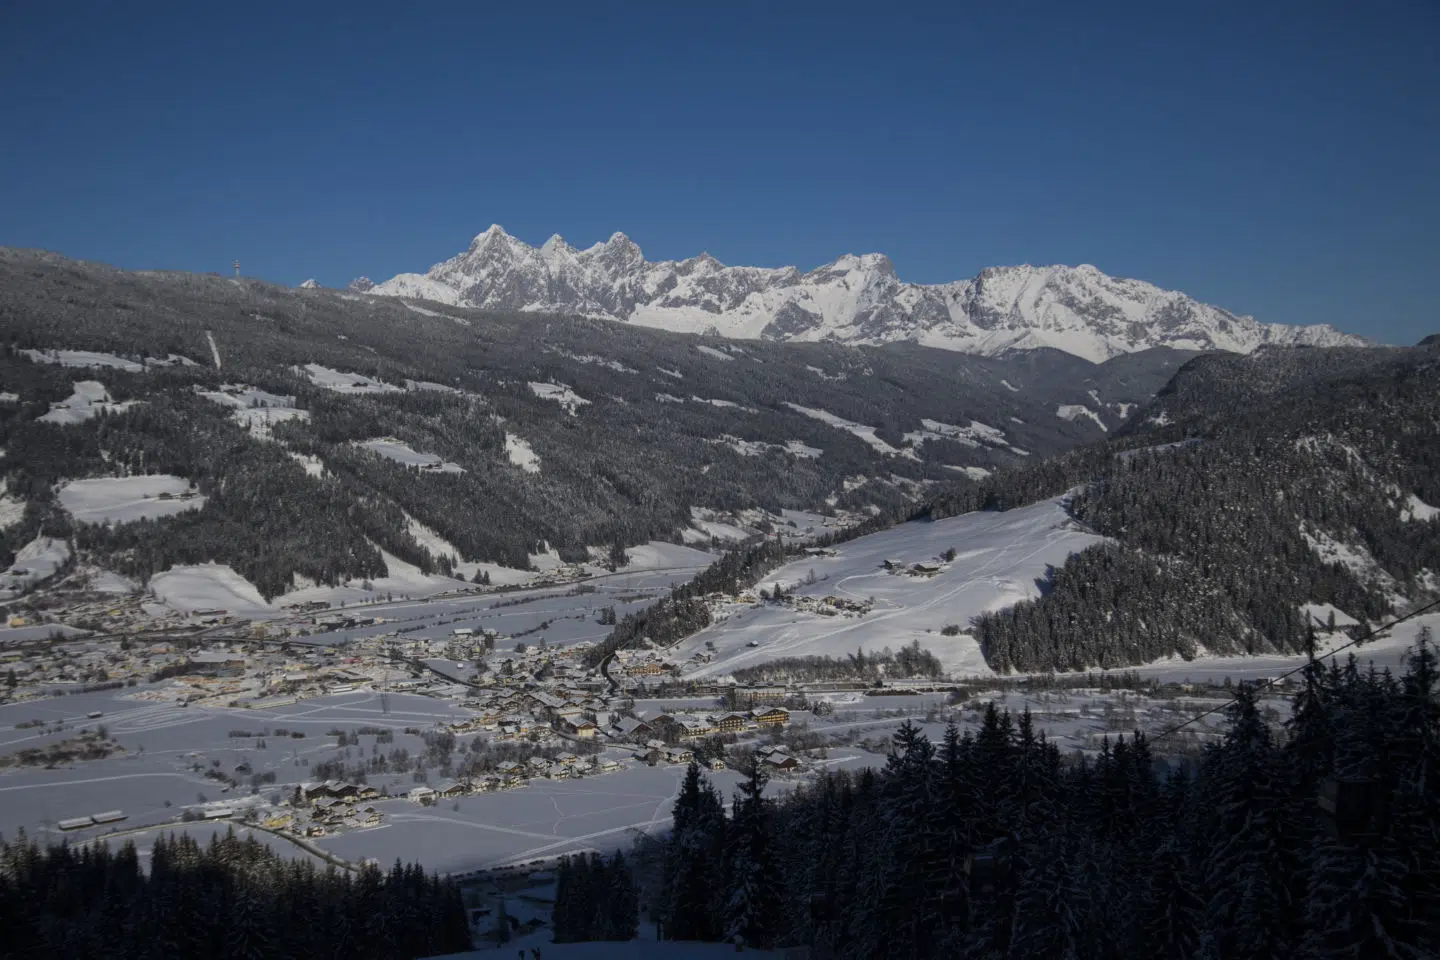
<box><xmin>144</xmin><ymin>540</ymin><xmax>712</xmax><ymax>626</ymax></box>
<box><xmin>675</xmin><ymin>496</ymin><xmax>1106</xmax><ymax>678</ymax></box>
<box><xmin>295</xmin><ymin>363</ymin><xmax>402</xmax><ymax>394</ymax></box>
<box><xmin>1056</xmin><ymin>404</ymin><xmax>1107</xmax><ymax>431</ymax></box>
<box><xmin>20</xmin><ymin>349</ymin><xmax>196</xmax><ymax>372</ymax></box>
<box><xmin>199</xmin><ymin>385</ymin><xmax>309</xmax><ymax>439</ymax></box>
<box><xmin>1111</xmin><ymin>611</ymin><xmax>1440</xmax><ymax>686</ymax></box>
<box><xmin>38</xmin><ymin>381</ymin><xmax>139</xmax><ymax>425</ymax></box>
<box><xmin>0</xmin><ymin>691</ymin><xmax>464</xmax><ymax>844</ymax></box>
<box><xmin>504</xmin><ymin>434</ymin><xmax>540</xmax><ymax>473</ymax></box>
<box><xmin>149</xmin><ymin>563</ymin><xmax>276</xmax><ymax>618</ymax></box>
<box><xmin>715</xmin><ymin>436</ymin><xmax>822</xmax><ymax>459</ymax></box>
<box><xmin>528</xmin><ymin>381</ymin><xmax>591</xmax><ymax>414</ymax></box>
<box><xmin>316</xmin><ymin>763</ymin><xmax>737</xmax><ymax>873</ymax></box>
<box><xmin>0</xmin><ymin>536</ymin><xmax>71</xmax><ymax>598</ymax></box>
<box><xmin>57</xmin><ymin>476</ymin><xmax>204</xmax><ymax>524</ymax></box>
<box><xmin>358</xmin><ymin>438</ymin><xmax>466</xmax><ymax>473</ymax></box>
<box><xmin>782</xmin><ymin>402</ymin><xmax>902</xmax><ymax>456</ymax></box>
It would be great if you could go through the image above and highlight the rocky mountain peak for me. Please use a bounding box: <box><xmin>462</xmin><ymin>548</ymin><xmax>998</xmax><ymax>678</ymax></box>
<box><xmin>369</xmin><ymin>230</ymin><xmax>1371</xmax><ymax>362</ymax></box>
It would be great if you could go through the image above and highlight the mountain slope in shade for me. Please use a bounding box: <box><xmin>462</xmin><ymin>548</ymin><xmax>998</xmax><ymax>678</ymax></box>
<box><xmin>370</xmin><ymin>225</ymin><xmax>1369</xmax><ymax>362</ymax></box>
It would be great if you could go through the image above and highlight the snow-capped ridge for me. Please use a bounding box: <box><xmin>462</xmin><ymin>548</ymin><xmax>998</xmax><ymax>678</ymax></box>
<box><xmin>369</xmin><ymin>230</ymin><xmax>1370</xmax><ymax>362</ymax></box>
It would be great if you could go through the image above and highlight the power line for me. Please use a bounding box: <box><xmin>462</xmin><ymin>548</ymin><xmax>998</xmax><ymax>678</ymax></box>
<box><xmin>1153</xmin><ymin>597</ymin><xmax>1440</xmax><ymax>743</ymax></box>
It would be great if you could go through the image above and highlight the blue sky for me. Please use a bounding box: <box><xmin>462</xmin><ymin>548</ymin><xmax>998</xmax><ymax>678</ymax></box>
<box><xmin>1</xmin><ymin>2</ymin><xmax>1435</xmax><ymax>344</ymax></box>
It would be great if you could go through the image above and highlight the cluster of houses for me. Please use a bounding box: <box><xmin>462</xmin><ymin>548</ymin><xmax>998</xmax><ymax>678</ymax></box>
<box><xmin>447</xmin><ymin>687</ymin><xmax>613</xmax><ymax>740</ymax></box>
<box><xmin>772</xmin><ymin>594</ymin><xmax>872</xmax><ymax>617</ymax></box>
<box><xmin>403</xmin><ymin>752</ymin><xmax>628</xmax><ymax>803</ymax></box>
<box><xmin>630</xmin><ymin>705</ymin><xmax>791</xmax><ymax>741</ymax></box>
<box><xmin>612</xmin><ymin>649</ymin><xmax>675</xmax><ymax>679</ymax></box>
<box><xmin>291</xmin><ymin>780</ymin><xmax>385</xmax><ymax>834</ymax></box>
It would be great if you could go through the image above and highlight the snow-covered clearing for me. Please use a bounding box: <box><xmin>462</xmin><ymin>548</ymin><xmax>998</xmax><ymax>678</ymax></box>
<box><xmin>317</xmin><ymin>762</ymin><xmax>748</xmax><ymax>875</ymax></box>
<box><xmin>999</xmin><ymin>379</ymin><xmax>1021</xmax><ymax>392</ymax></box>
<box><xmin>198</xmin><ymin>383</ymin><xmax>310</xmax><ymax>438</ymax></box>
<box><xmin>1300</xmin><ymin>524</ymin><xmax>1401</xmax><ymax>601</ymax></box>
<box><xmin>1114</xmin><ymin>612</ymin><xmax>1440</xmax><ymax>686</ymax></box>
<box><xmin>616</xmin><ymin>542</ymin><xmax>713</xmax><ymax>571</ymax></box>
<box><xmin>903</xmin><ymin>418</ymin><xmax>1027</xmax><ymax>456</ymax></box>
<box><xmin>150</xmin><ymin>546</ymin><xmax>478</xmax><ymax>618</ymax></box>
<box><xmin>528</xmin><ymin>381</ymin><xmax>591</xmax><ymax>414</ymax></box>
<box><xmin>149</xmin><ymin>564</ymin><xmax>275</xmax><ymax>619</ymax></box>
<box><xmin>552</xmin><ymin>350</ymin><xmax>637</xmax><ymax>374</ymax></box>
<box><xmin>289</xmin><ymin>452</ymin><xmax>325</xmax><ymax>477</ymax></box>
<box><xmin>0</xmin><ymin>392</ymin><xmax>19</xmax><ymax>403</ymax></box>
<box><xmin>944</xmin><ymin>465</ymin><xmax>993</xmax><ymax>480</ymax></box>
<box><xmin>0</xmin><ymin>485</ymin><xmax>25</xmax><ymax>530</ymax></box>
<box><xmin>675</xmin><ymin>497</ymin><xmax>1106</xmax><ymax>678</ymax></box>
<box><xmin>199</xmin><ymin>384</ymin><xmax>297</xmax><ymax>411</ymax></box>
<box><xmin>358</xmin><ymin>438</ymin><xmax>465</xmax><ymax>473</ymax></box>
<box><xmin>783</xmin><ymin>402</ymin><xmax>901</xmax><ymax>456</ymax></box>
<box><xmin>58</xmin><ymin>476</ymin><xmax>204</xmax><ymax>524</ymax></box>
<box><xmin>1299</xmin><ymin>602</ymin><xmax>1360</xmax><ymax>631</ymax></box>
<box><xmin>1056</xmin><ymin>404</ymin><xmax>1107</xmax><ymax>431</ymax></box>
<box><xmin>0</xmin><ymin>536</ymin><xmax>71</xmax><ymax>597</ymax></box>
<box><xmin>404</xmin><ymin>379</ymin><xmax>464</xmax><ymax>394</ymax></box>
<box><xmin>656</xmin><ymin>367</ymin><xmax>683</xmax><ymax>379</ymax></box>
<box><xmin>504</xmin><ymin>434</ymin><xmax>540</xmax><ymax>473</ymax></box>
<box><xmin>83</xmin><ymin>567</ymin><xmax>139</xmax><ymax>594</ymax></box>
<box><xmin>281</xmin><ymin>546</ymin><xmax>472</xmax><ymax>609</ymax></box>
<box><xmin>715</xmin><ymin>435</ymin><xmax>822</xmax><ymax>459</ymax></box>
<box><xmin>20</xmin><ymin>349</ymin><xmax>196</xmax><ymax>372</ymax></box>
<box><xmin>695</xmin><ymin>345</ymin><xmax>734</xmax><ymax>362</ymax></box>
<box><xmin>402</xmin><ymin>302</ymin><xmax>464</xmax><ymax>322</ymax></box>
<box><xmin>205</xmin><ymin>331</ymin><xmax>222</xmax><ymax>369</ymax></box>
<box><xmin>38</xmin><ymin>381</ymin><xmax>139</xmax><ymax>425</ymax></box>
<box><xmin>1402</xmin><ymin>494</ymin><xmax>1439</xmax><ymax>522</ymax></box>
<box><xmin>295</xmin><ymin>363</ymin><xmax>402</xmax><ymax>394</ymax></box>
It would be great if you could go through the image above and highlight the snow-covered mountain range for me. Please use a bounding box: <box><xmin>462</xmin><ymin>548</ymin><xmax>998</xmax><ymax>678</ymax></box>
<box><xmin>366</xmin><ymin>226</ymin><xmax>1367</xmax><ymax>363</ymax></box>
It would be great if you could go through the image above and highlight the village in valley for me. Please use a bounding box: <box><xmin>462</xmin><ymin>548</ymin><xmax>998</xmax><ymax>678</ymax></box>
<box><xmin>1</xmin><ymin>498</ymin><xmax>1430</xmax><ymax>948</ymax></box>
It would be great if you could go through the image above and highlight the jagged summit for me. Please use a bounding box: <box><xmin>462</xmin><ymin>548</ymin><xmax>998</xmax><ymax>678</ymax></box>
<box><xmin>370</xmin><ymin>231</ymin><xmax>1370</xmax><ymax>362</ymax></box>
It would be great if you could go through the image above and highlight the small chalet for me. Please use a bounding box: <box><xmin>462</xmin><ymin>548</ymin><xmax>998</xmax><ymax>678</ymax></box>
<box><xmin>407</xmin><ymin>786</ymin><xmax>437</xmax><ymax>804</ymax></box>
<box><xmin>566</xmin><ymin>718</ymin><xmax>598</xmax><ymax>738</ymax></box>
<box><xmin>665</xmin><ymin>747</ymin><xmax>694</xmax><ymax>764</ymax></box>
<box><xmin>763</xmin><ymin>753</ymin><xmax>799</xmax><ymax>772</ymax></box>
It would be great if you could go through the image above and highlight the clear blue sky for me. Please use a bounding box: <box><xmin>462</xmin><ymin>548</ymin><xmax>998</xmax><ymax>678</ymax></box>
<box><xmin>1</xmin><ymin>2</ymin><xmax>1435</xmax><ymax>344</ymax></box>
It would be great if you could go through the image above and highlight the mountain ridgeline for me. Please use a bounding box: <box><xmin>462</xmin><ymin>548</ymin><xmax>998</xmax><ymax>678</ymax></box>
<box><xmin>369</xmin><ymin>225</ymin><xmax>1366</xmax><ymax>362</ymax></box>
<box><xmin>929</xmin><ymin>342</ymin><xmax>1440</xmax><ymax>672</ymax></box>
<box><xmin>0</xmin><ymin>248</ymin><xmax>1178</xmax><ymax>599</ymax></box>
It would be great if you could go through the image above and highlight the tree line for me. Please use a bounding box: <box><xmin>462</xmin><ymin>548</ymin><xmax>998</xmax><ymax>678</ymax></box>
<box><xmin>623</xmin><ymin>632</ymin><xmax>1439</xmax><ymax>957</ymax></box>
<box><xmin>0</xmin><ymin>827</ymin><xmax>471</xmax><ymax>959</ymax></box>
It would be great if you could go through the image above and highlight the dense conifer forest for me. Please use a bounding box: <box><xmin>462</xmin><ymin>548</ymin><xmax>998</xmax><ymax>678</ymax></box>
<box><xmin>558</xmin><ymin>632</ymin><xmax>1439</xmax><ymax>957</ymax></box>
<box><xmin>931</xmin><ymin>342</ymin><xmax>1440</xmax><ymax>672</ymax></box>
<box><xmin>0</xmin><ymin>828</ymin><xmax>470</xmax><ymax>959</ymax></box>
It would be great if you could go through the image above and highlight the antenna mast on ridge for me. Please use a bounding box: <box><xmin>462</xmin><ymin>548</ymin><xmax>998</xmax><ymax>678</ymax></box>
<box><xmin>233</xmin><ymin>260</ymin><xmax>241</xmax><ymax>278</ymax></box>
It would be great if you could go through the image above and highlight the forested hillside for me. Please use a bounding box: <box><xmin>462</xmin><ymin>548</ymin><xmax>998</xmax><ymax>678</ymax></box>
<box><xmin>629</xmin><ymin>636</ymin><xmax>1440</xmax><ymax>958</ymax></box>
<box><xmin>931</xmin><ymin>342</ymin><xmax>1440</xmax><ymax>671</ymax></box>
<box><xmin>0</xmin><ymin>249</ymin><xmax>1182</xmax><ymax>598</ymax></box>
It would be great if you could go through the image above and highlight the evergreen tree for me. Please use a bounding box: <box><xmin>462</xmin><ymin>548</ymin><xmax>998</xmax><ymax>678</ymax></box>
<box><xmin>724</xmin><ymin>760</ymin><xmax>781</xmax><ymax>949</ymax></box>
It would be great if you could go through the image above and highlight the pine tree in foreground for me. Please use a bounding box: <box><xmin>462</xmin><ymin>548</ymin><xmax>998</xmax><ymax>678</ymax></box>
<box><xmin>643</xmin><ymin>640</ymin><xmax>1440</xmax><ymax>958</ymax></box>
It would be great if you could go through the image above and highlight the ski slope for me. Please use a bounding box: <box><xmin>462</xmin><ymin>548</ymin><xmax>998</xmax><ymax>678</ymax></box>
<box><xmin>676</xmin><ymin>496</ymin><xmax>1106</xmax><ymax>678</ymax></box>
